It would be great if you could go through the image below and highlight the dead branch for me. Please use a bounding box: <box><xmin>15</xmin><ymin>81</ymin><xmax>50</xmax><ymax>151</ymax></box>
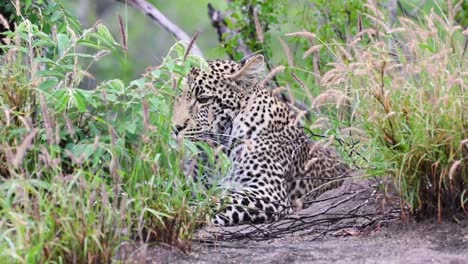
<box><xmin>207</xmin><ymin>3</ymin><xmax>251</xmax><ymax>59</ymax></box>
<box><xmin>195</xmin><ymin>179</ymin><xmax>401</xmax><ymax>242</ymax></box>
<box><xmin>117</xmin><ymin>0</ymin><xmax>204</xmax><ymax>58</ymax></box>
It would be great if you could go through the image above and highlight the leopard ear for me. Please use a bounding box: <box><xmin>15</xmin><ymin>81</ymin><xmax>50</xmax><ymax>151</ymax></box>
<box><xmin>226</xmin><ymin>55</ymin><xmax>265</xmax><ymax>87</ymax></box>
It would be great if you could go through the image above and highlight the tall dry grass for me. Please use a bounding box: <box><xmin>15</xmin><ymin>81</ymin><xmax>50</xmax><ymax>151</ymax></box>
<box><xmin>291</xmin><ymin>2</ymin><xmax>467</xmax><ymax>219</ymax></box>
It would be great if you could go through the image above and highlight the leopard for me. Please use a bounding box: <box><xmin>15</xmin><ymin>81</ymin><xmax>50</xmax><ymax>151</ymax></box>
<box><xmin>172</xmin><ymin>55</ymin><xmax>351</xmax><ymax>226</ymax></box>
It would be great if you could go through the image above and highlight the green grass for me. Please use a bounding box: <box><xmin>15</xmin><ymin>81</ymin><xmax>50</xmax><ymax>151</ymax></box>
<box><xmin>315</xmin><ymin>4</ymin><xmax>467</xmax><ymax>218</ymax></box>
<box><xmin>0</xmin><ymin>2</ymin><xmax>216</xmax><ymax>263</ymax></box>
<box><xmin>276</xmin><ymin>2</ymin><xmax>466</xmax><ymax>219</ymax></box>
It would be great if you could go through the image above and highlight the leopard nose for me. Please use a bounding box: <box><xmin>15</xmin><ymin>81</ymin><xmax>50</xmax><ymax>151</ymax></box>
<box><xmin>173</xmin><ymin>125</ymin><xmax>184</xmax><ymax>135</ymax></box>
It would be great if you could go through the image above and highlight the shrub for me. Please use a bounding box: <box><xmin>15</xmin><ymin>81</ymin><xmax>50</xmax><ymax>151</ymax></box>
<box><xmin>0</xmin><ymin>2</ymin><xmax>213</xmax><ymax>262</ymax></box>
<box><xmin>318</xmin><ymin>3</ymin><xmax>467</xmax><ymax>218</ymax></box>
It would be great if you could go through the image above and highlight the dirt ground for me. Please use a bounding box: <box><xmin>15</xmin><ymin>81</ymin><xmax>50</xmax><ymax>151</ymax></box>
<box><xmin>114</xmin><ymin>178</ymin><xmax>468</xmax><ymax>264</ymax></box>
<box><xmin>186</xmin><ymin>220</ymin><xmax>468</xmax><ymax>264</ymax></box>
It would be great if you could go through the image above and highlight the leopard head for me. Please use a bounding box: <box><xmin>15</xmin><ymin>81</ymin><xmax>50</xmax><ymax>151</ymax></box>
<box><xmin>172</xmin><ymin>55</ymin><xmax>265</xmax><ymax>146</ymax></box>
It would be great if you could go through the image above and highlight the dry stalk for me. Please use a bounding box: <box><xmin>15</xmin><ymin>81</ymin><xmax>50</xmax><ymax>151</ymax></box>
<box><xmin>259</xmin><ymin>66</ymin><xmax>285</xmax><ymax>86</ymax></box>
<box><xmin>285</xmin><ymin>31</ymin><xmax>316</xmax><ymax>43</ymax></box>
<box><xmin>253</xmin><ymin>7</ymin><xmax>263</xmax><ymax>43</ymax></box>
<box><xmin>118</xmin><ymin>15</ymin><xmax>127</xmax><ymax>52</ymax></box>
<box><xmin>279</xmin><ymin>37</ymin><xmax>294</xmax><ymax>67</ymax></box>
<box><xmin>184</xmin><ymin>31</ymin><xmax>200</xmax><ymax>62</ymax></box>
<box><xmin>39</xmin><ymin>94</ymin><xmax>54</xmax><ymax>145</ymax></box>
<box><xmin>290</xmin><ymin>72</ymin><xmax>314</xmax><ymax>104</ymax></box>
<box><xmin>10</xmin><ymin>128</ymin><xmax>38</xmax><ymax>168</ymax></box>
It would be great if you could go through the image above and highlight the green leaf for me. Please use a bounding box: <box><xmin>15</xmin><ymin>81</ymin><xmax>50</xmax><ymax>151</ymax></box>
<box><xmin>38</xmin><ymin>80</ymin><xmax>58</xmax><ymax>91</ymax></box>
<box><xmin>33</xmin><ymin>39</ymin><xmax>55</xmax><ymax>48</ymax></box>
<box><xmin>130</xmin><ymin>78</ymin><xmax>146</xmax><ymax>89</ymax></box>
<box><xmin>77</xmin><ymin>39</ymin><xmax>102</xmax><ymax>49</ymax></box>
<box><xmin>143</xmin><ymin>208</ymin><xmax>171</xmax><ymax>224</ymax></box>
<box><xmin>50</xmin><ymin>10</ymin><xmax>62</xmax><ymax>22</ymax></box>
<box><xmin>71</xmin><ymin>144</ymin><xmax>96</xmax><ymax>161</ymax></box>
<box><xmin>64</xmin><ymin>53</ymin><xmax>96</xmax><ymax>59</ymax></box>
<box><xmin>36</xmin><ymin>70</ymin><xmax>65</xmax><ymax>79</ymax></box>
<box><xmin>96</xmin><ymin>25</ymin><xmax>118</xmax><ymax>47</ymax></box>
<box><xmin>174</xmin><ymin>42</ymin><xmax>186</xmax><ymax>58</ymax></box>
<box><xmin>126</xmin><ymin>122</ymin><xmax>137</xmax><ymax>134</ymax></box>
<box><xmin>166</xmin><ymin>60</ymin><xmax>175</xmax><ymax>71</ymax></box>
<box><xmin>105</xmin><ymin>79</ymin><xmax>126</xmax><ymax>95</ymax></box>
<box><xmin>51</xmin><ymin>89</ymin><xmax>69</xmax><ymax>112</ymax></box>
<box><xmin>73</xmin><ymin>89</ymin><xmax>88</xmax><ymax>112</ymax></box>
<box><xmin>57</xmin><ymin>33</ymin><xmax>71</xmax><ymax>56</ymax></box>
<box><xmin>151</xmin><ymin>69</ymin><xmax>161</xmax><ymax>79</ymax></box>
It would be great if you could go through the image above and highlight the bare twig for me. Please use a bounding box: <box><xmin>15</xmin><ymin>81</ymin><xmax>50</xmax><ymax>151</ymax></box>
<box><xmin>118</xmin><ymin>14</ymin><xmax>127</xmax><ymax>52</ymax></box>
<box><xmin>195</xmin><ymin>181</ymin><xmax>400</xmax><ymax>242</ymax></box>
<box><xmin>207</xmin><ymin>3</ymin><xmax>251</xmax><ymax>59</ymax></box>
<box><xmin>184</xmin><ymin>31</ymin><xmax>200</xmax><ymax>62</ymax></box>
<box><xmin>117</xmin><ymin>0</ymin><xmax>204</xmax><ymax>58</ymax></box>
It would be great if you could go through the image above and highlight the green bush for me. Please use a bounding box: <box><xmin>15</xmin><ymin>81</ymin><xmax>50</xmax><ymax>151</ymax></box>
<box><xmin>318</xmin><ymin>4</ymin><xmax>467</xmax><ymax>218</ymax></box>
<box><xmin>0</xmin><ymin>2</ymin><xmax>214</xmax><ymax>262</ymax></box>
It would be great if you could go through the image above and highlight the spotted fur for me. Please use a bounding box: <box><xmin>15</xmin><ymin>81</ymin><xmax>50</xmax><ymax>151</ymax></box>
<box><xmin>173</xmin><ymin>55</ymin><xmax>350</xmax><ymax>226</ymax></box>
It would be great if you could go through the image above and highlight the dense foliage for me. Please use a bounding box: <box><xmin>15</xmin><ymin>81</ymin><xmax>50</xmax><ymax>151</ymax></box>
<box><xmin>0</xmin><ymin>1</ymin><xmax>214</xmax><ymax>262</ymax></box>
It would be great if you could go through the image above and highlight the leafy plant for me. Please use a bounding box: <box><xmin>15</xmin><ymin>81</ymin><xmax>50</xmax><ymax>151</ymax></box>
<box><xmin>0</xmin><ymin>1</ymin><xmax>215</xmax><ymax>263</ymax></box>
<box><xmin>318</xmin><ymin>3</ymin><xmax>467</xmax><ymax>218</ymax></box>
<box><xmin>223</xmin><ymin>0</ymin><xmax>286</xmax><ymax>60</ymax></box>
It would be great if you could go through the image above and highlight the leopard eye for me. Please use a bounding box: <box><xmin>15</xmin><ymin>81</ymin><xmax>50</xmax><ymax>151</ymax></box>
<box><xmin>197</xmin><ymin>96</ymin><xmax>212</xmax><ymax>104</ymax></box>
